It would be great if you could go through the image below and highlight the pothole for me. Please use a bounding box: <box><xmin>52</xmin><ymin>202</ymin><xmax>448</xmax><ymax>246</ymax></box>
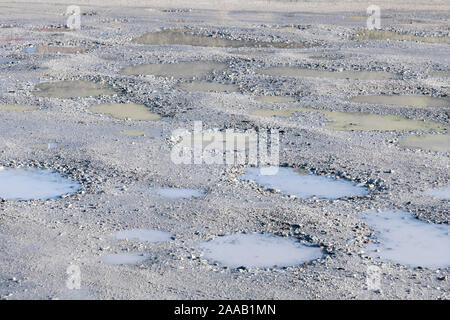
<box><xmin>308</xmin><ymin>56</ymin><xmax>339</xmax><ymax>61</ymax></box>
<box><xmin>200</xmin><ymin>233</ymin><xmax>322</xmax><ymax>269</ymax></box>
<box><xmin>90</xmin><ymin>103</ymin><xmax>161</xmax><ymax>121</ymax></box>
<box><xmin>34</xmin><ymin>142</ymin><xmax>58</xmax><ymax>150</ymax></box>
<box><xmin>0</xmin><ymin>105</ymin><xmax>37</xmax><ymax>111</ymax></box>
<box><xmin>254</xmin><ymin>96</ymin><xmax>296</xmax><ymax>103</ymax></box>
<box><xmin>258</xmin><ymin>66</ymin><xmax>399</xmax><ymax>80</ymax></box>
<box><xmin>399</xmin><ymin>134</ymin><xmax>449</xmax><ymax>152</ymax></box>
<box><xmin>35</xmin><ymin>27</ymin><xmax>72</xmax><ymax>33</ymax></box>
<box><xmin>354</xmin><ymin>30</ymin><xmax>450</xmax><ymax>44</ymax></box>
<box><xmin>131</xmin><ymin>29</ymin><xmax>314</xmax><ymax>48</ymax></box>
<box><xmin>239</xmin><ymin>167</ymin><xmax>368</xmax><ymax>200</ymax></box>
<box><xmin>361</xmin><ymin>210</ymin><xmax>450</xmax><ymax>269</ymax></box>
<box><xmin>100</xmin><ymin>253</ymin><xmax>149</xmax><ymax>265</ymax></box>
<box><xmin>231</xmin><ymin>50</ymin><xmax>275</xmax><ymax>56</ymax></box>
<box><xmin>23</xmin><ymin>45</ymin><xmax>88</xmax><ymax>54</ymax></box>
<box><xmin>426</xmin><ymin>186</ymin><xmax>450</xmax><ymax>200</ymax></box>
<box><xmin>428</xmin><ymin>72</ymin><xmax>450</xmax><ymax>78</ymax></box>
<box><xmin>150</xmin><ymin>188</ymin><xmax>205</xmax><ymax>199</ymax></box>
<box><xmin>0</xmin><ymin>167</ymin><xmax>80</xmax><ymax>200</ymax></box>
<box><xmin>120</xmin><ymin>130</ymin><xmax>148</xmax><ymax>136</ymax></box>
<box><xmin>114</xmin><ymin>229</ymin><xmax>173</xmax><ymax>242</ymax></box>
<box><xmin>120</xmin><ymin>61</ymin><xmax>227</xmax><ymax>79</ymax></box>
<box><xmin>0</xmin><ymin>57</ymin><xmax>18</xmax><ymax>64</ymax></box>
<box><xmin>32</xmin><ymin>80</ymin><xmax>116</xmax><ymax>98</ymax></box>
<box><xmin>250</xmin><ymin>107</ymin><xmax>447</xmax><ymax>131</ymax></box>
<box><xmin>349</xmin><ymin>95</ymin><xmax>450</xmax><ymax>108</ymax></box>
<box><xmin>175</xmin><ymin>81</ymin><xmax>239</xmax><ymax>93</ymax></box>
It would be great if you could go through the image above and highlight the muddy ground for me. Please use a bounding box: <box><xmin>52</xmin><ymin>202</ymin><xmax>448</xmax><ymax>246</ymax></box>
<box><xmin>0</xmin><ymin>0</ymin><xmax>449</xmax><ymax>299</ymax></box>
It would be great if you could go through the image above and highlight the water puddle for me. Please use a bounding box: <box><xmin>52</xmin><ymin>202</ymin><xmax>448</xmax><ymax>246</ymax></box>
<box><xmin>361</xmin><ymin>210</ymin><xmax>450</xmax><ymax>269</ymax></box>
<box><xmin>23</xmin><ymin>46</ymin><xmax>88</xmax><ymax>54</ymax></box>
<box><xmin>259</xmin><ymin>66</ymin><xmax>399</xmax><ymax>80</ymax></box>
<box><xmin>232</xmin><ymin>50</ymin><xmax>274</xmax><ymax>56</ymax></box>
<box><xmin>354</xmin><ymin>30</ymin><xmax>450</xmax><ymax>44</ymax></box>
<box><xmin>131</xmin><ymin>29</ymin><xmax>313</xmax><ymax>48</ymax></box>
<box><xmin>175</xmin><ymin>81</ymin><xmax>239</xmax><ymax>93</ymax></box>
<box><xmin>250</xmin><ymin>107</ymin><xmax>448</xmax><ymax>132</ymax></box>
<box><xmin>250</xmin><ymin>107</ymin><xmax>300</xmax><ymax>117</ymax></box>
<box><xmin>114</xmin><ymin>229</ymin><xmax>173</xmax><ymax>242</ymax></box>
<box><xmin>34</xmin><ymin>142</ymin><xmax>58</xmax><ymax>150</ymax></box>
<box><xmin>0</xmin><ymin>105</ymin><xmax>37</xmax><ymax>111</ymax></box>
<box><xmin>0</xmin><ymin>167</ymin><xmax>80</xmax><ymax>200</ymax></box>
<box><xmin>90</xmin><ymin>103</ymin><xmax>161</xmax><ymax>121</ymax></box>
<box><xmin>239</xmin><ymin>167</ymin><xmax>367</xmax><ymax>200</ymax></box>
<box><xmin>150</xmin><ymin>188</ymin><xmax>205</xmax><ymax>199</ymax></box>
<box><xmin>200</xmin><ymin>233</ymin><xmax>322</xmax><ymax>268</ymax></box>
<box><xmin>349</xmin><ymin>95</ymin><xmax>450</xmax><ymax>108</ymax></box>
<box><xmin>120</xmin><ymin>61</ymin><xmax>227</xmax><ymax>79</ymax></box>
<box><xmin>0</xmin><ymin>57</ymin><xmax>18</xmax><ymax>64</ymax></box>
<box><xmin>308</xmin><ymin>56</ymin><xmax>339</xmax><ymax>61</ymax></box>
<box><xmin>347</xmin><ymin>15</ymin><xmax>369</xmax><ymax>20</ymax></box>
<box><xmin>120</xmin><ymin>130</ymin><xmax>148</xmax><ymax>136</ymax></box>
<box><xmin>33</xmin><ymin>80</ymin><xmax>116</xmax><ymax>98</ymax></box>
<box><xmin>35</xmin><ymin>27</ymin><xmax>72</xmax><ymax>33</ymax></box>
<box><xmin>320</xmin><ymin>111</ymin><xmax>447</xmax><ymax>132</ymax></box>
<box><xmin>100</xmin><ymin>253</ymin><xmax>149</xmax><ymax>265</ymax></box>
<box><xmin>426</xmin><ymin>186</ymin><xmax>450</xmax><ymax>200</ymax></box>
<box><xmin>255</xmin><ymin>96</ymin><xmax>296</xmax><ymax>103</ymax></box>
<box><xmin>428</xmin><ymin>72</ymin><xmax>450</xmax><ymax>78</ymax></box>
<box><xmin>23</xmin><ymin>46</ymin><xmax>37</xmax><ymax>53</ymax></box>
<box><xmin>399</xmin><ymin>134</ymin><xmax>449</xmax><ymax>152</ymax></box>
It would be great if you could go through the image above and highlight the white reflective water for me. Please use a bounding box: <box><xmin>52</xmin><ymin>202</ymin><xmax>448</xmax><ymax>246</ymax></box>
<box><xmin>150</xmin><ymin>188</ymin><xmax>204</xmax><ymax>199</ymax></box>
<box><xmin>361</xmin><ymin>210</ymin><xmax>450</xmax><ymax>269</ymax></box>
<box><xmin>200</xmin><ymin>233</ymin><xmax>322</xmax><ymax>268</ymax></box>
<box><xmin>0</xmin><ymin>167</ymin><xmax>80</xmax><ymax>200</ymax></box>
<box><xmin>114</xmin><ymin>229</ymin><xmax>173</xmax><ymax>242</ymax></box>
<box><xmin>100</xmin><ymin>253</ymin><xmax>149</xmax><ymax>265</ymax></box>
<box><xmin>239</xmin><ymin>167</ymin><xmax>368</xmax><ymax>200</ymax></box>
<box><xmin>426</xmin><ymin>186</ymin><xmax>450</xmax><ymax>200</ymax></box>
<box><xmin>0</xmin><ymin>57</ymin><xmax>18</xmax><ymax>64</ymax></box>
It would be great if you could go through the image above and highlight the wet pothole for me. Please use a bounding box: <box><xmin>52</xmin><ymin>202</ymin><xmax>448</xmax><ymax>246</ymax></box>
<box><xmin>308</xmin><ymin>56</ymin><xmax>339</xmax><ymax>61</ymax></box>
<box><xmin>131</xmin><ymin>29</ymin><xmax>315</xmax><ymax>48</ymax></box>
<box><xmin>100</xmin><ymin>253</ymin><xmax>149</xmax><ymax>265</ymax></box>
<box><xmin>254</xmin><ymin>96</ymin><xmax>296</xmax><ymax>103</ymax></box>
<box><xmin>23</xmin><ymin>45</ymin><xmax>88</xmax><ymax>54</ymax></box>
<box><xmin>428</xmin><ymin>72</ymin><xmax>450</xmax><ymax>78</ymax></box>
<box><xmin>239</xmin><ymin>167</ymin><xmax>368</xmax><ymax>200</ymax></box>
<box><xmin>120</xmin><ymin>61</ymin><xmax>227</xmax><ymax>79</ymax></box>
<box><xmin>32</xmin><ymin>80</ymin><xmax>116</xmax><ymax>98</ymax></box>
<box><xmin>426</xmin><ymin>186</ymin><xmax>450</xmax><ymax>200</ymax></box>
<box><xmin>0</xmin><ymin>57</ymin><xmax>19</xmax><ymax>64</ymax></box>
<box><xmin>114</xmin><ymin>229</ymin><xmax>173</xmax><ymax>242</ymax></box>
<box><xmin>361</xmin><ymin>210</ymin><xmax>450</xmax><ymax>269</ymax></box>
<box><xmin>120</xmin><ymin>130</ymin><xmax>148</xmax><ymax>136</ymax></box>
<box><xmin>250</xmin><ymin>107</ymin><xmax>448</xmax><ymax>132</ymax></box>
<box><xmin>258</xmin><ymin>66</ymin><xmax>399</xmax><ymax>80</ymax></box>
<box><xmin>399</xmin><ymin>134</ymin><xmax>449</xmax><ymax>152</ymax></box>
<box><xmin>0</xmin><ymin>105</ymin><xmax>38</xmax><ymax>111</ymax></box>
<box><xmin>175</xmin><ymin>81</ymin><xmax>239</xmax><ymax>93</ymax></box>
<box><xmin>200</xmin><ymin>233</ymin><xmax>322</xmax><ymax>269</ymax></box>
<box><xmin>34</xmin><ymin>142</ymin><xmax>58</xmax><ymax>150</ymax></box>
<box><xmin>354</xmin><ymin>30</ymin><xmax>450</xmax><ymax>44</ymax></box>
<box><xmin>150</xmin><ymin>188</ymin><xmax>205</xmax><ymax>199</ymax></box>
<box><xmin>90</xmin><ymin>103</ymin><xmax>161</xmax><ymax>121</ymax></box>
<box><xmin>349</xmin><ymin>95</ymin><xmax>450</xmax><ymax>108</ymax></box>
<box><xmin>0</xmin><ymin>166</ymin><xmax>80</xmax><ymax>200</ymax></box>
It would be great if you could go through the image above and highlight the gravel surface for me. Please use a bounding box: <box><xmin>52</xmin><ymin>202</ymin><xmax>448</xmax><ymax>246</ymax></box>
<box><xmin>0</xmin><ymin>0</ymin><xmax>448</xmax><ymax>300</ymax></box>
